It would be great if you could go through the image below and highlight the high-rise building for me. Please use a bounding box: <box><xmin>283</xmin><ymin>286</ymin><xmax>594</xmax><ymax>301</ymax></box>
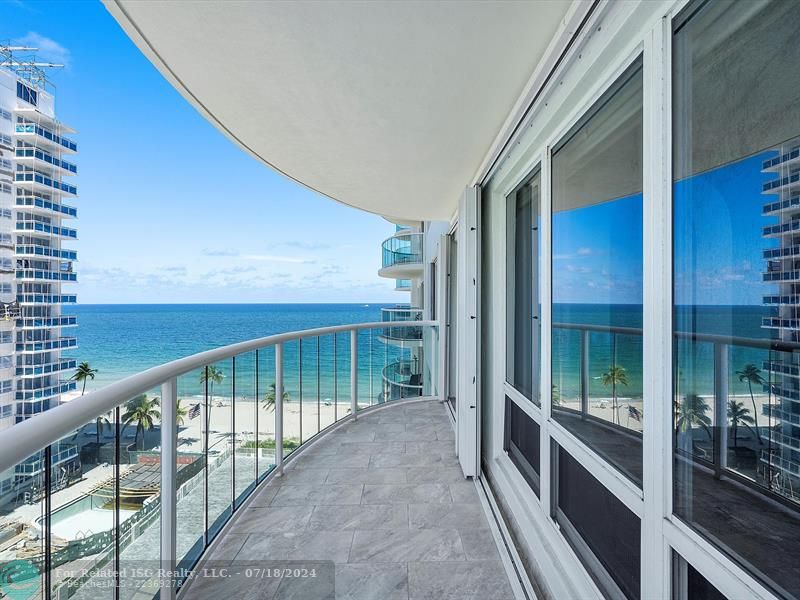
<box><xmin>0</xmin><ymin>45</ymin><xmax>77</xmax><ymax>502</ymax></box>
<box><xmin>762</xmin><ymin>140</ymin><xmax>800</xmax><ymax>495</ymax></box>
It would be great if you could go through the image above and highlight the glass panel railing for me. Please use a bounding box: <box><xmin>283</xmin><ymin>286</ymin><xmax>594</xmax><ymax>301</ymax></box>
<box><xmin>0</xmin><ymin>322</ymin><xmax>440</xmax><ymax>599</ymax></box>
<box><xmin>381</xmin><ymin>232</ymin><xmax>423</xmax><ymax>269</ymax></box>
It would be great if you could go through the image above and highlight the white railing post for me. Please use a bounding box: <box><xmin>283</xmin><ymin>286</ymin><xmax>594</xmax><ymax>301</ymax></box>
<box><xmin>351</xmin><ymin>329</ymin><xmax>358</xmax><ymax>419</ymax></box>
<box><xmin>713</xmin><ymin>342</ymin><xmax>728</xmax><ymax>479</ymax></box>
<box><xmin>160</xmin><ymin>377</ymin><xmax>178</xmax><ymax>599</ymax></box>
<box><xmin>275</xmin><ymin>343</ymin><xmax>284</xmax><ymax>476</ymax></box>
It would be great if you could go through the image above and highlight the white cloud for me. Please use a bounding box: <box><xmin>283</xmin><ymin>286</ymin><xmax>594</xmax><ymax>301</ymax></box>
<box><xmin>18</xmin><ymin>32</ymin><xmax>71</xmax><ymax>67</ymax></box>
<box><xmin>577</xmin><ymin>247</ymin><xmax>593</xmax><ymax>256</ymax></box>
<box><xmin>241</xmin><ymin>254</ymin><xmax>314</xmax><ymax>264</ymax></box>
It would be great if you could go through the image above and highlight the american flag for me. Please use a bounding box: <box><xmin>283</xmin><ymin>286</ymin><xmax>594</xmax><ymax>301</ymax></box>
<box><xmin>187</xmin><ymin>403</ymin><xmax>201</xmax><ymax>420</ymax></box>
<box><xmin>628</xmin><ymin>405</ymin><xmax>642</xmax><ymax>422</ymax></box>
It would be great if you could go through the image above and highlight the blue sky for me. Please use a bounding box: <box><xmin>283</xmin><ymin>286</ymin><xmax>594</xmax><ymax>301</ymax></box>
<box><xmin>0</xmin><ymin>0</ymin><xmax>399</xmax><ymax>303</ymax></box>
<box><xmin>553</xmin><ymin>151</ymin><xmax>776</xmax><ymax>306</ymax></box>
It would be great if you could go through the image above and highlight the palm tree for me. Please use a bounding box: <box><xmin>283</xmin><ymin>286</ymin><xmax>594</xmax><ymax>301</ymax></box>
<box><xmin>176</xmin><ymin>399</ymin><xmax>188</xmax><ymax>427</ymax></box>
<box><xmin>728</xmin><ymin>399</ymin><xmax>756</xmax><ymax>448</ymax></box>
<box><xmin>200</xmin><ymin>365</ymin><xmax>225</xmax><ymax>432</ymax></box>
<box><xmin>262</xmin><ymin>382</ymin><xmax>290</xmax><ymax>412</ymax></box>
<box><xmin>122</xmin><ymin>394</ymin><xmax>161</xmax><ymax>450</ymax></box>
<box><xmin>551</xmin><ymin>384</ymin><xmax>561</xmax><ymax>407</ymax></box>
<box><xmin>601</xmin><ymin>365</ymin><xmax>628</xmax><ymax>424</ymax></box>
<box><xmin>71</xmin><ymin>362</ymin><xmax>98</xmax><ymax>395</ymax></box>
<box><xmin>736</xmin><ymin>364</ymin><xmax>765</xmax><ymax>445</ymax></box>
<box><xmin>675</xmin><ymin>393</ymin><xmax>712</xmax><ymax>439</ymax></box>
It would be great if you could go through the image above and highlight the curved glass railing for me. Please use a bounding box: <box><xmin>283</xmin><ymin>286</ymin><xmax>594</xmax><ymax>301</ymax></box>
<box><xmin>381</xmin><ymin>232</ymin><xmax>423</xmax><ymax>269</ymax></box>
<box><xmin>395</xmin><ymin>279</ymin><xmax>411</xmax><ymax>291</ymax></box>
<box><xmin>380</xmin><ymin>306</ymin><xmax>423</xmax><ymax>343</ymax></box>
<box><xmin>0</xmin><ymin>320</ymin><xmax>438</xmax><ymax>600</ymax></box>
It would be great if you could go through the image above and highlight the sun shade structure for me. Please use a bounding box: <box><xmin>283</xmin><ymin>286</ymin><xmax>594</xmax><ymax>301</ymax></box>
<box><xmin>104</xmin><ymin>0</ymin><xmax>574</xmax><ymax>221</ymax></box>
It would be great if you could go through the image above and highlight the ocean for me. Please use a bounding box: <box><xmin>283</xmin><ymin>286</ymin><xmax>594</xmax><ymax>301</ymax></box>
<box><xmin>70</xmin><ymin>303</ymin><xmax>411</xmax><ymax>401</ymax></box>
<box><xmin>68</xmin><ymin>303</ymin><xmax>776</xmax><ymax>403</ymax></box>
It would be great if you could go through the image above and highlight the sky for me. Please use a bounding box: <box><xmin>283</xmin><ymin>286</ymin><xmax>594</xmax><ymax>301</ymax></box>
<box><xmin>552</xmin><ymin>150</ymin><xmax>777</xmax><ymax>306</ymax></box>
<box><xmin>0</xmin><ymin>0</ymin><xmax>400</xmax><ymax>304</ymax></box>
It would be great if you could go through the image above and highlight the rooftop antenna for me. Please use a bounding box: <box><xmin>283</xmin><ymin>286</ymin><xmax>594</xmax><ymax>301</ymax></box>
<box><xmin>0</xmin><ymin>42</ymin><xmax>64</xmax><ymax>92</ymax></box>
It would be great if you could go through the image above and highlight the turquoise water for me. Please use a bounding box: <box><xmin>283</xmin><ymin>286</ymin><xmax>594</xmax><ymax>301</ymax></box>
<box><xmin>552</xmin><ymin>303</ymin><xmax>776</xmax><ymax>400</ymax></box>
<box><xmin>69</xmin><ymin>304</ymin><xmax>416</xmax><ymax>401</ymax></box>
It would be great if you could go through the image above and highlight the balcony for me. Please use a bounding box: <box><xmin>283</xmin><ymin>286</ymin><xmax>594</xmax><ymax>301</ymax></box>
<box><xmin>16</xmin><ymin>315</ymin><xmax>77</xmax><ymax>330</ymax></box>
<box><xmin>763</xmin><ymin>194</ymin><xmax>800</xmax><ymax>215</ymax></box>
<box><xmin>15</xmin><ymin>221</ymin><xmax>78</xmax><ymax>239</ymax></box>
<box><xmin>762</xmin><ymin>172</ymin><xmax>800</xmax><ymax>194</ymax></box>
<box><xmin>14</xmin><ymin>171</ymin><xmax>77</xmax><ymax>196</ymax></box>
<box><xmin>382</xmin><ymin>359</ymin><xmax>423</xmax><ymax>400</ymax></box>
<box><xmin>16</xmin><ymin>359</ymin><xmax>78</xmax><ymax>378</ymax></box>
<box><xmin>15</xmin><ymin>196</ymin><xmax>78</xmax><ymax>218</ymax></box>
<box><xmin>763</xmin><ymin>245</ymin><xmax>800</xmax><ymax>259</ymax></box>
<box><xmin>378</xmin><ymin>231</ymin><xmax>423</xmax><ymax>279</ymax></box>
<box><xmin>14</xmin><ymin>121</ymin><xmax>78</xmax><ymax>153</ymax></box>
<box><xmin>16</xmin><ymin>245</ymin><xmax>77</xmax><ymax>261</ymax></box>
<box><xmin>395</xmin><ymin>278</ymin><xmax>411</xmax><ymax>291</ymax></box>
<box><xmin>763</xmin><ymin>148</ymin><xmax>800</xmax><ymax>171</ymax></box>
<box><xmin>0</xmin><ymin>320</ymin><xmax>514</xmax><ymax>600</ymax></box>
<box><xmin>16</xmin><ymin>294</ymin><xmax>77</xmax><ymax>305</ymax></box>
<box><xmin>762</xmin><ymin>316</ymin><xmax>800</xmax><ymax>328</ymax></box>
<box><xmin>15</xmin><ymin>380</ymin><xmax>76</xmax><ymax>402</ymax></box>
<box><xmin>762</xmin><ymin>270</ymin><xmax>800</xmax><ymax>282</ymax></box>
<box><xmin>378</xmin><ymin>306</ymin><xmax>423</xmax><ymax>346</ymax></box>
<box><xmin>762</xmin><ymin>220</ymin><xmax>800</xmax><ymax>237</ymax></box>
<box><xmin>15</xmin><ymin>147</ymin><xmax>78</xmax><ymax>175</ymax></box>
<box><xmin>15</xmin><ymin>336</ymin><xmax>78</xmax><ymax>353</ymax></box>
<box><xmin>15</xmin><ymin>269</ymin><xmax>77</xmax><ymax>283</ymax></box>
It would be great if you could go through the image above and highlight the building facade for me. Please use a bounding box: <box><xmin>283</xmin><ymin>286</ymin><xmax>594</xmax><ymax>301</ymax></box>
<box><xmin>0</xmin><ymin>53</ymin><xmax>77</xmax><ymax>502</ymax></box>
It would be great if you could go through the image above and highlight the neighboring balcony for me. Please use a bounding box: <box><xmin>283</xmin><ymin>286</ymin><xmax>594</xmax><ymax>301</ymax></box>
<box><xmin>15</xmin><ymin>380</ymin><xmax>77</xmax><ymax>402</ymax></box>
<box><xmin>14</xmin><ymin>171</ymin><xmax>78</xmax><ymax>196</ymax></box>
<box><xmin>14</xmin><ymin>121</ymin><xmax>78</xmax><ymax>153</ymax></box>
<box><xmin>382</xmin><ymin>358</ymin><xmax>423</xmax><ymax>400</ymax></box>
<box><xmin>763</xmin><ymin>148</ymin><xmax>800</xmax><ymax>171</ymax></box>
<box><xmin>16</xmin><ymin>196</ymin><xmax>78</xmax><ymax>219</ymax></box>
<box><xmin>16</xmin><ymin>245</ymin><xmax>77</xmax><ymax>261</ymax></box>
<box><xmin>16</xmin><ymin>293</ymin><xmax>77</xmax><ymax>305</ymax></box>
<box><xmin>15</xmin><ymin>337</ymin><xmax>78</xmax><ymax>353</ymax></box>
<box><xmin>15</xmin><ymin>221</ymin><xmax>78</xmax><ymax>239</ymax></box>
<box><xmin>15</xmin><ymin>269</ymin><xmax>77</xmax><ymax>283</ymax></box>
<box><xmin>378</xmin><ymin>306</ymin><xmax>423</xmax><ymax>346</ymax></box>
<box><xmin>15</xmin><ymin>147</ymin><xmax>78</xmax><ymax>176</ymax></box>
<box><xmin>762</xmin><ymin>172</ymin><xmax>800</xmax><ymax>194</ymax></box>
<box><xmin>378</xmin><ymin>231</ymin><xmax>423</xmax><ymax>279</ymax></box>
<box><xmin>16</xmin><ymin>359</ymin><xmax>78</xmax><ymax>378</ymax></box>
<box><xmin>395</xmin><ymin>278</ymin><xmax>411</xmax><ymax>291</ymax></box>
<box><xmin>763</xmin><ymin>220</ymin><xmax>800</xmax><ymax>237</ymax></box>
<box><xmin>16</xmin><ymin>315</ymin><xmax>77</xmax><ymax>330</ymax></box>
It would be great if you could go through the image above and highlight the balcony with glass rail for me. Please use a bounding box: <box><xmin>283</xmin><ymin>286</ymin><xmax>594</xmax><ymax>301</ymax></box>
<box><xmin>15</xmin><ymin>196</ymin><xmax>77</xmax><ymax>218</ymax></box>
<box><xmin>16</xmin><ymin>315</ymin><xmax>77</xmax><ymax>329</ymax></box>
<box><xmin>381</xmin><ymin>358</ymin><xmax>424</xmax><ymax>400</ymax></box>
<box><xmin>15</xmin><ymin>147</ymin><xmax>78</xmax><ymax>175</ymax></box>
<box><xmin>395</xmin><ymin>278</ymin><xmax>411</xmax><ymax>291</ymax></box>
<box><xmin>0</xmin><ymin>320</ymin><xmax>521</xmax><ymax>600</ymax></box>
<box><xmin>16</xmin><ymin>359</ymin><xmax>77</xmax><ymax>378</ymax></box>
<box><xmin>378</xmin><ymin>231</ymin><xmax>423</xmax><ymax>278</ymax></box>
<box><xmin>14</xmin><ymin>121</ymin><xmax>78</xmax><ymax>153</ymax></box>
<box><xmin>762</xmin><ymin>172</ymin><xmax>800</xmax><ymax>193</ymax></box>
<box><xmin>16</xmin><ymin>293</ymin><xmax>77</xmax><ymax>305</ymax></box>
<box><xmin>15</xmin><ymin>221</ymin><xmax>77</xmax><ymax>239</ymax></box>
<box><xmin>16</xmin><ymin>246</ymin><xmax>77</xmax><ymax>261</ymax></box>
<box><xmin>14</xmin><ymin>171</ymin><xmax>78</xmax><ymax>196</ymax></box>
<box><xmin>15</xmin><ymin>337</ymin><xmax>78</xmax><ymax>353</ymax></box>
<box><xmin>763</xmin><ymin>148</ymin><xmax>800</xmax><ymax>171</ymax></box>
<box><xmin>378</xmin><ymin>306</ymin><xmax>423</xmax><ymax>346</ymax></box>
<box><xmin>15</xmin><ymin>380</ymin><xmax>77</xmax><ymax>402</ymax></box>
<box><xmin>15</xmin><ymin>269</ymin><xmax>77</xmax><ymax>283</ymax></box>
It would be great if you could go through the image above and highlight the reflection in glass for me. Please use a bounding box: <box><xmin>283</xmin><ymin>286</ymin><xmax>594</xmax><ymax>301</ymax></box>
<box><xmin>507</xmin><ymin>169</ymin><xmax>541</xmax><ymax>404</ymax></box>
<box><xmin>551</xmin><ymin>57</ymin><xmax>644</xmax><ymax>485</ymax></box>
<box><xmin>672</xmin><ymin>1</ymin><xmax>800</xmax><ymax>597</ymax></box>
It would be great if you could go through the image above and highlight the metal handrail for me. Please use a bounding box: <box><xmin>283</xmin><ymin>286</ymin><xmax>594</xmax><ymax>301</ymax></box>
<box><xmin>0</xmin><ymin>319</ymin><xmax>438</xmax><ymax>474</ymax></box>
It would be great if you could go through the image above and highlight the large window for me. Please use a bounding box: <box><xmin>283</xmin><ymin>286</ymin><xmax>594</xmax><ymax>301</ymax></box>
<box><xmin>554</xmin><ymin>445</ymin><xmax>641</xmax><ymax>599</ymax></box>
<box><xmin>504</xmin><ymin>397</ymin><xmax>540</xmax><ymax>496</ymax></box>
<box><xmin>507</xmin><ymin>169</ymin><xmax>541</xmax><ymax>404</ymax></box>
<box><xmin>672</xmin><ymin>0</ymin><xmax>800</xmax><ymax>597</ymax></box>
<box><xmin>551</xmin><ymin>58</ymin><xmax>644</xmax><ymax>485</ymax></box>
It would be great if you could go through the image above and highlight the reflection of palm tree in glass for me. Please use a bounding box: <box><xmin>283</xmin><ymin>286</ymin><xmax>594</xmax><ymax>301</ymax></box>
<box><xmin>728</xmin><ymin>399</ymin><xmax>756</xmax><ymax>448</ymax></box>
<box><xmin>736</xmin><ymin>364</ymin><xmax>764</xmax><ymax>445</ymax></box>
<box><xmin>551</xmin><ymin>384</ymin><xmax>561</xmax><ymax>407</ymax></box>
<box><xmin>601</xmin><ymin>365</ymin><xmax>628</xmax><ymax>424</ymax></box>
<box><xmin>675</xmin><ymin>393</ymin><xmax>712</xmax><ymax>439</ymax></box>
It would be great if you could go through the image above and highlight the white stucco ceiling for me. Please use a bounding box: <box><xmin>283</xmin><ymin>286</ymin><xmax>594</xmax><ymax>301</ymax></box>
<box><xmin>105</xmin><ymin>0</ymin><xmax>574</xmax><ymax>221</ymax></box>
